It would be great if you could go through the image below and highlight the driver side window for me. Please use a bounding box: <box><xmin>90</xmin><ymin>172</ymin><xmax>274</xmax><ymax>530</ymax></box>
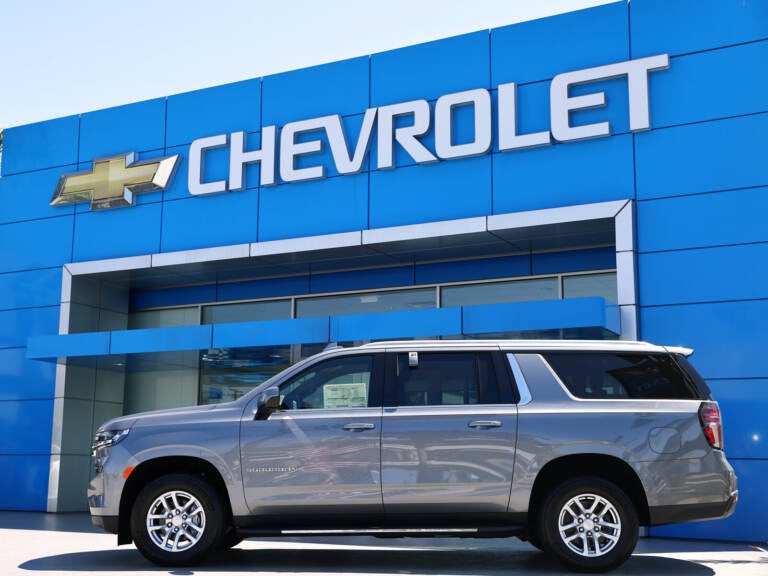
<box><xmin>278</xmin><ymin>355</ymin><xmax>373</xmax><ymax>410</ymax></box>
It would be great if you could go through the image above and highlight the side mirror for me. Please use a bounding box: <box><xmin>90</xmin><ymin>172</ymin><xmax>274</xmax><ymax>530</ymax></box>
<box><xmin>255</xmin><ymin>386</ymin><xmax>281</xmax><ymax>420</ymax></box>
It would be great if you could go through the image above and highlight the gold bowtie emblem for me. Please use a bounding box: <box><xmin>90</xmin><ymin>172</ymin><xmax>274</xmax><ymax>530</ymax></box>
<box><xmin>50</xmin><ymin>152</ymin><xmax>179</xmax><ymax>210</ymax></box>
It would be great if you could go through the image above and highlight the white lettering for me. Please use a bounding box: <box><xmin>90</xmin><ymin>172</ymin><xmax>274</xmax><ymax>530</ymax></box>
<box><xmin>229</xmin><ymin>127</ymin><xmax>276</xmax><ymax>188</ymax></box>
<box><xmin>279</xmin><ymin>118</ymin><xmax>327</xmax><ymax>182</ymax></box>
<box><xmin>377</xmin><ymin>100</ymin><xmax>437</xmax><ymax>169</ymax></box>
<box><xmin>434</xmin><ymin>88</ymin><xmax>492</xmax><ymax>159</ymax></box>
<box><xmin>188</xmin><ymin>134</ymin><xmax>228</xmax><ymax>195</ymax></box>
<box><xmin>497</xmin><ymin>83</ymin><xmax>551</xmax><ymax>151</ymax></box>
<box><xmin>551</xmin><ymin>53</ymin><xmax>670</xmax><ymax>142</ymax></box>
<box><xmin>326</xmin><ymin>109</ymin><xmax>377</xmax><ymax>174</ymax></box>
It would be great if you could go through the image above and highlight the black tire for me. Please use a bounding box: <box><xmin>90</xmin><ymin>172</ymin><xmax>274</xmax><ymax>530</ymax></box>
<box><xmin>130</xmin><ymin>473</ymin><xmax>225</xmax><ymax>566</ymax></box>
<box><xmin>537</xmin><ymin>476</ymin><xmax>638</xmax><ymax>573</ymax></box>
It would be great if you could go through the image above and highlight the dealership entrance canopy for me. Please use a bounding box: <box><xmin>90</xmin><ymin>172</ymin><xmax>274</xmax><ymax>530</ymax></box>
<box><xmin>0</xmin><ymin>0</ymin><xmax>766</xmax><ymax>542</ymax></box>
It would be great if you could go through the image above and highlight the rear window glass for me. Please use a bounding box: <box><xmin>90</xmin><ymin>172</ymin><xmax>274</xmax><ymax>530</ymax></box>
<box><xmin>542</xmin><ymin>352</ymin><xmax>700</xmax><ymax>400</ymax></box>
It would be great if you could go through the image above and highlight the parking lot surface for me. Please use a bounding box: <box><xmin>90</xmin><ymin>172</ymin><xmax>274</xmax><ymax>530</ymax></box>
<box><xmin>0</xmin><ymin>512</ymin><xmax>765</xmax><ymax>576</ymax></box>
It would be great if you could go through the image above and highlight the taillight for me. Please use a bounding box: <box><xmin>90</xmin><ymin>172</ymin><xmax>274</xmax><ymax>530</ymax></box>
<box><xmin>699</xmin><ymin>401</ymin><xmax>723</xmax><ymax>450</ymax></box>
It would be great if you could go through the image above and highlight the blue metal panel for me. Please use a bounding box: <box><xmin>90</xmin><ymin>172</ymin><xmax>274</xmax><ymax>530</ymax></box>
<box><xmin>0</xmin><ymin>455</ymin><xmax>49</xmax><ymax>511</ymax></box>
<box><xmin>0</xmin><ymin>307</ymin><xmax>59</xmax><ymax>349</ymax></box>
<box><xmin>26</xmin><ymin>332</ymin><xmax>110</xmax><ymax>359</ymax></box>
<box><xmin>491</xmin><ymin>2</ymin><xmax>628</xmax><ymax>86</ymax></box>
<box><xmin>639</xmin><ymin>244</ymin><xmax>768</xmax><ymax>306</ymax></box>
<box><xmin>0</xmin><ymin>347</ymin><xmax>56</xmax><ymax>400</ymax></box>
<box><xmin>650</xmin><ymin>458</ymin><xmax>768</xmax><ymax>542</ymax></box>
<box><xmin>262</xmin><ymin>57</ymin><xmax>369</xmax><ymax>126</ymax></box>
<box><xmin>533</xmin><ymin>247</ymin><xmax>616</xmax><ymax>275</ymax></box>
<box><xmin>462</xmin><ymin>297</ymin><xmax>619</xmax><ymax>336</ymax></box>
<box><xmin>78</xmin><ymin>98</ymin><xmax>166</xmax><ymax>161</ymax></box>
<box><xmin>213</xmin><ymin>316</ymin><xmax>330</xmax><ymax>348</ymax></box>
<box><xmin>640</xmin><ymin>301</ymin><xmax>768</xmax><ymax>379</ymax></box>
<box><xmin>217</xmin><ymin>275</ymin><xmax>310</xmax><ymax>302</ymax></box>
<box><xmin>635</xmin><ymin>113</ymin><xmax>768</xmax><ymax>200</ymax></box>
<box><xmin>708</xmin><ymin>379</ymin><xmax>768</xmax><ymax>460</ymax></box>
<box><xmin>131</xmin><ymin>284</ymin><xmax>217</xmax><ymax>309</ymax></box>
<box><xmin>0</xmin><ymin>268</ymin><xmax>62</xmax><ymax>311</ymax></box>
<box><xmin>331</xmin><ymin>307</ymin><xmax>461</xmax><ymax>342</ymax></box>
<box><xmin>160</xmin><ymin>190</ymin><xmax>258</xmax><ymax>253</ymax></box>
<box><xmin>650</xmin><ymin>41</ymin><xmax>768</xmax><ymax>129</ymax></box>
<box><xmin>369</xmin><ymin>156</ymin><xmax>491</xmax><ymax>228</ymax></box>
<box><xmin>0</xmin><ymin>216</ymin><xmax>73</xmax><ymax>274</ymax></box>
<box><xmin>637</xmin><ymin>187</ymin><xmax>768</xmax><ymax>253</ymax></box>
<box><xmin>416</xmin><ymin>255</ymin><xmax>531</xmax><ymax>285</ymax></box>
<box><xmin>72</xmin><ymin>203</ymin><xmax>161</xmax><ymax>261</ymax></box>
<box><xmin>166</xmin><ymin>78</ymin><xmax>261</xmax><ymax>147</ymax></box>
<box><xmin>631</xmin><ymin>0</ymin><xmax>768</xmax><ymax>58</ymax></box>
<box><xmin>0</xmin><ymin>115</ymin><xmax>79</xmax><ymax>176</ymax></box>
<box><xmin>0</xmin><ymin>399</ymin><xmax>53</xmax><ymax>454</ymax></box>
<box><xmin>0</xmin><ymin>165</ymin><xmax>77</xmax><ymax>224</ymax></box>
<box><xmin>310</xmin><ymin>265</ymin><xmax>414</xmax><ymax>294</ymax></box>
<box><xmin>493</xmin><ymin>134</ymin><xmax>634</xmax><ymax>213</ymax></box>
<box><xmin>110</xmin><ymin>325</ymin><xmax>212</xmax><ymax>354</ymax></box>
<box><xmin>371</xmin><ymin>31</ymin><xmax>489</xmax><ymax>106</ymax></box>
<box><xmin>258</xmin><ymin>173</ymin><xmax>368</xmax><ymax>241</ymax></box>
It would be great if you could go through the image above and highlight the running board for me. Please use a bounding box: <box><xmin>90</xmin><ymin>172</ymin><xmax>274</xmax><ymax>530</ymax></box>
<box><xmin>237</xmin><ymin>526</ymin><xmax>524</xmax><ymax>539</ymax></box>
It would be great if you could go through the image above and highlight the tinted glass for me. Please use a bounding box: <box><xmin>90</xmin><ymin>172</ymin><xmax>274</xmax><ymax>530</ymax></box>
<box><xmin>202</xmin><ymin>300</ymin><xmax>291</xmax><ymax>324</ymax></box>
<box><xmin>543</xmin><ymin>352</ymin><xmax>699</xmax><ymax>399</ymax></box>
<box><xmin>562</xmin><ymin>273</ymin><xmax>617</xmax><ymax>303</ymax></box>
<box><xmin>296</xmin><ymin>288</ymin><xmax>435</xmax><ymax>318</ymax></box>
<box><xmin>395</xmin><ymin>352</ymin><xmax>499</xmax><ymax>406</ymax></box>
<box><xmin>279</xmin><ymin>355</ymin><xmax>373</xmax><ymax>410</ymax></box>
<box><xmin>128</xmin><ymin>307</ymin><xmax>199</xmax><ymax>329</ymax></box>
<box><xmin>441</xmin><ymin>278</ymin><xmax>558</xmax><ymax>308</ymax></box>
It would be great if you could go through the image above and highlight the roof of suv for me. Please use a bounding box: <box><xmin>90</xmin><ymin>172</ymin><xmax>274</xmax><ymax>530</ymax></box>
<box><xmin>356</xmin><ymin>339</ymin><xmax>693</xmax><ymax>356</ymax></box>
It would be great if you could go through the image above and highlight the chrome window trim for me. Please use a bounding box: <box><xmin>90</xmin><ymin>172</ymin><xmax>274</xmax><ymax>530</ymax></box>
<box><xmin>506</xmin><ymin>353</ymin><xmax>532</xmax><ymax>406</ymax></box>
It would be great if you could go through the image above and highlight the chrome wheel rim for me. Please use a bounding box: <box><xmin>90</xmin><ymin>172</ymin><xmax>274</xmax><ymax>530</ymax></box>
<box><xmin>146</xmin><ymin>490</ymin><xmax>206</xmax><ymax>552</ymax></box>
<box><xmin>558</xmin><ymin>493</ymin><xmax>621</xmax><ymax>558</ymax></box>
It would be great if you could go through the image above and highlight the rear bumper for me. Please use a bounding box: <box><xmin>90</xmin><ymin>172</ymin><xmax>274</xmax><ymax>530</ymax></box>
<box><xmin>91</xmin><ymin>514</ymin><xmax>119</xmax><ymax>534</ymax></box>
<box><xmin>649</xmin><ymin>489</ymin><xmax>739</xmax><ymax>526</ymax></box>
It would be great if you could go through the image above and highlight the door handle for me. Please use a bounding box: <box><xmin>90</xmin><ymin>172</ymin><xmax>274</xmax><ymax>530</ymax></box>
<box><xmin>468</xmin><ymin>420</ymin><xmax>502</xmax><ymax>429</ymax></box>
<box><xmin>343</xmin><ymin>422</ymin><xmax>376</xmax><ymax>431</ymax></box>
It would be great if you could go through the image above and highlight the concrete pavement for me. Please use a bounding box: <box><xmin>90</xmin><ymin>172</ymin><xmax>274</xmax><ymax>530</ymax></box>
<box><xmin>1</xmin><ymin>512</ymin><xmax>766</xmax><ymax>576</ymax></box>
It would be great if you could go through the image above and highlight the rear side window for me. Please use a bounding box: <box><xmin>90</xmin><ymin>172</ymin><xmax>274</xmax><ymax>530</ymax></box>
<box><xmin>542</xmin><ymin>352</ymin><xmax>700</xmax><ymax>400</ymax></box>
<box><xmin>395</xmin><ymin>352</ymin><xmax>500</xmax><ymax>406</ymax></box>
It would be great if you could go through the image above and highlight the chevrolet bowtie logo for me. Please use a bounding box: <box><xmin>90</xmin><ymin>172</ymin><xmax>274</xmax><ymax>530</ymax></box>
<box><xmin>50</xmin><ymin>152</ymin><xmax>180</xmax><ymax>210</ymax></box>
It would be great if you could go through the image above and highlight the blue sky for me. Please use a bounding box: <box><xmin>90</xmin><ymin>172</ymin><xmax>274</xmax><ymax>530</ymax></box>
<box><xmin>0</xmin><ymin>0</ymin><xmax>612</xmax><ymax>129</ymax></box>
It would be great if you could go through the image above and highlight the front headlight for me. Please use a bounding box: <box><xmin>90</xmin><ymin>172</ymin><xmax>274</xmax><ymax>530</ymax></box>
<box><xmin>91</xmin><ymin>428</ymin><xmax>130</xmax><ymax>456</ymax></box>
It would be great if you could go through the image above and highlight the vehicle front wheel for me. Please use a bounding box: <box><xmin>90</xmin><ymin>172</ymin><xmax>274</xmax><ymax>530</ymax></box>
<box><xmin>130</xmin><ymin>473</ymin><xmax>225</xmax><ymax>566</ymax></box>
<box><xmin>538</xmin><ymin>476</ymin><xmax>638</xmax><ymax>572</ymax></box>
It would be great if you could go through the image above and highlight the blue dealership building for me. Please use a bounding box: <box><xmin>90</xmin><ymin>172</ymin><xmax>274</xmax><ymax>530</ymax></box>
<box><xmin>0</xmin><ymin>0</ymin><xmax>766</xmax><ymax>542</ymax></box>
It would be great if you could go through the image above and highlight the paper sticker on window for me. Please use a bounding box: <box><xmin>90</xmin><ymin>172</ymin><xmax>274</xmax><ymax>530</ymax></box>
<box><xmin>323</xmin><ymin>383</ymin><xmax>368</xmax><ymax>408</ymax></box>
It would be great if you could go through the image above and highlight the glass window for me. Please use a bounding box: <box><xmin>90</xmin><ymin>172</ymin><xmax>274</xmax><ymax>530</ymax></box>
<box><xmin>441</xmin><ymin>278</ymin><xmax>558</xmax><ymax>308</ymax></box>
<box><xmin>278</xmin><ymin>355</ymin><xmax>373</xmax><ymax>410</ymax></box>
<box><xmin>296</xmin><ymin>288</ymin><xmax>436</xmax><ymax>318</ymax></box>
<box><xmin>395</xmin><ymin>352</ymin><xmax>499</xmax><ymax>406</ymax></box>
<box><xmin>543</xmin><ymin>352</ymin><xmax>699</xmax><ymax>400</ymax></box>
<box><xmin>128</xmin><ymin>307</ymin><xmax>199</xmax><ymax>329</ymax></box>
<box><xmin>562</xmin><ymin>273</ymin><xmax>617</xmax><ymax>303</ymax></box>
<box><xmin>202</xmin><ymin>300</ymin><xmax>291</xmax><ymax>324</ymax></box>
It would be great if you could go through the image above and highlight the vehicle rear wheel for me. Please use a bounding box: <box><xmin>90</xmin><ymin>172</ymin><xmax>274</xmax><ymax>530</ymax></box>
<box><xmin>538</xmin><ymin>476</ymin><xmax>638</xmax><ymax>572</ymax></box>
<box><xmin>130</xmin><ymin>473</ymin><xmax>225</xmax><ymax>566</ymax></box>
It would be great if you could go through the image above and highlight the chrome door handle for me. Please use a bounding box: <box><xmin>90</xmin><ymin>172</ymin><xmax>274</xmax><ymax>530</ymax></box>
<box><xmin>468</xmin><ymin>420</ymin><xmax>502</xmax><ymax>429</ymax></box>
<box><xmin>343</xmin><ymin>422</ymin><xmax>376</xmax><ymax>431</ymax></box>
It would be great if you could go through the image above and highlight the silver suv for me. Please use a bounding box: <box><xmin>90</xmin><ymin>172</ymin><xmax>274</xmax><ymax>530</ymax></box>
<box><xmin>88</xmin><ymin>340</ymin><xmax>738</xmax><ymax>572</ymax></box>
